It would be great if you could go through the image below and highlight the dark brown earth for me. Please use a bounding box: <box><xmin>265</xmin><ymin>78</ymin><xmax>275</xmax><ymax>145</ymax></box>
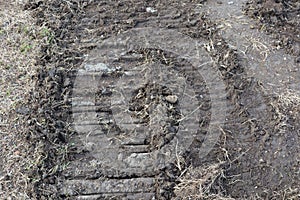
<box><xmin>245</xmin><ymin>0</ymin><xmax>300</xmax><ymax>60</ymax></box>
<box><xmin>14</xmin><ymin>0</ymin><xmax>299</xmax><ymax>199</ymax></box>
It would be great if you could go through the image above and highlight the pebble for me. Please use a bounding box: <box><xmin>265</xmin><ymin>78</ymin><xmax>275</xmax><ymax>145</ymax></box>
<box><xmin>189</xmin><ymin>19</ymin><xmax>198</xmax><ymax>26</ymax></box>
<box><xmin>165</xmin><ymin>95</ymin><xmax>178</xmax><ymax>104</ymax></box>
<box><xmin>146</xmin><ymin>7</ymin><xmax>157</xmax><ymax>13</ymax></box>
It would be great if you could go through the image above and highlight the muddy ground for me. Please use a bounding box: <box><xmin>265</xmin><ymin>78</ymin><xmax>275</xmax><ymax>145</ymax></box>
<box><xmin>1</xmin><ymin>0</ymin><xmax>299</xmax><ymax>199</ymax></box>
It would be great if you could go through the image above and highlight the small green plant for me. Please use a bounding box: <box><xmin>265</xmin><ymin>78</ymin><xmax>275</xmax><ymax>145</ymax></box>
<box><xmin>0</xmin><ymin>61</ymin><xmax>10</xmax><ymax>69</ymax></box>
<box><xmin>0</xmin><ymin>28</ymin><xmax>4</xmax><ymax>35</ymax></box>
<box><xmin>40</xmin><ymin>27</ymin><xmax>54</xmax><ymax>44</ymax></box>
<box><xmin>20</xmin><ymin>43</ymin><xmax>33</xmax><ymax>53</ymax></box>
<box><xmin>19</xmin><ymin>25</ymin><xmax>31</xmax><ymax>35</ymax></box>
<box><xmin>4</xmin><ymin>65</ymin><xmax>11</xmax><ymax>70</ymax></box>
<box><xmin>6</xmin><ymin>89</ymin><xmax>11</xmax><ymax>96</ymax></box>
<box><xmin>41</xmin><ymin>27</ymin><xmax>50</xmax><ymax>36</ymax></box>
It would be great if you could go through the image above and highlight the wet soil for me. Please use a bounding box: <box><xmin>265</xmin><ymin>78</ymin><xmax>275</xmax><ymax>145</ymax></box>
<box><xmin>21</xmin><ymin>0</ymin><xmax>299</xmax><ymax>199</ymax></box>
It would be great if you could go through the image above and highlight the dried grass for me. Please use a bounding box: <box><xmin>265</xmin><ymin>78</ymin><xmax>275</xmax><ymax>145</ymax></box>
<box><xmin>270</xmin><ymin>90</ymin><xmax>300</xmax><ymax>132</ymax></box>
<box><xmin>0</xmin><ymin>1</ymin><xmax>44</xmax><ymax>199</ymax></box>
<box><xmin>174</xmin><ymin>162</ymin><xmax>234</xmax><ymax>200</ymax></box>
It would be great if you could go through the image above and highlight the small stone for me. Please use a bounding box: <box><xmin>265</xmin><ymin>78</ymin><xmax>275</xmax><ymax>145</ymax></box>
<box><xmin>64</xmin><ymin>78</ymin><xmax>71</xmax><ymax>87</ymax></box>
<box><xmin>189</xmin><ymin>19</ymin><xmax>198</xmax><ymax>26</ymax></box>
<box><xmin>14</xmin><ymin>150</ymin><xmax>21</xmax><ymax>156</ymax></box>
<box><xmin>101</xmin><ymin>88</ymin><xmax>112</xmax><ymax>95</ymax></box>
<box><xmin>159</xmin><ymin>189</ymin><xmax>165</xmax><ymax>194</ymax></box>
<box><xmin>165</xmin><ymin>95</ymin><xmax>178</xmax><ymax>104</ymax></box>
<box><xmin>48</xmin><ymin>68</ymin><xmax>56</xmax><ymax>78</ymax></box>
<box><xmin>15</xmin><ymin>106</ymin><xmax>30</xmax><ymax>115</ymax></box>
<box><xmin>146</xmin><ymin>7</ymin><xmax>157</xmax><ymax>13</ymax></box>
